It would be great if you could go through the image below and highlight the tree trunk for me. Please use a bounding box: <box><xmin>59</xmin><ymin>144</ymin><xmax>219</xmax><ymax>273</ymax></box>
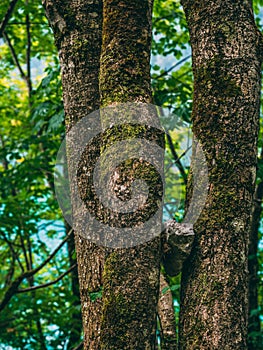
<box><xmin>179</xmin><ymin>1</ymin><xmax>262</xmax><ymax>349</ymax></box>
<box><xmin>98</xmin><ymin>1</ymin><xmax>163</xmax><ymax>349</ymax></box>
<box><xmin>42</xmin><ymin>1</ymin><xmax>104</xmax><ymax>349</ymax></box>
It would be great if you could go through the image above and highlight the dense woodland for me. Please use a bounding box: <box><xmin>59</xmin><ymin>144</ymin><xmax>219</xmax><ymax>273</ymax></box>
<box><xmin>0</xmin><ymin>0</ymin><xmax>263</xmax><ymax>349</ymax></box>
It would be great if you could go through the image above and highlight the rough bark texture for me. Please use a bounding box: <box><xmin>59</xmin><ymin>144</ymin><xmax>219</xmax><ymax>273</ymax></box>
<box><xmin>248</xmin><ymin>181</ymin><xmax>263</xmax><ymax>349</ymax></box>
<box><xmin>163</xmin><ymin>221</ymin><xmax>194</xmax><ymax>277</ymax></box>
<box><xmin>99</xmin><ymin>0</ymin><xmax>153</xmax><ymax>106</ymax></box>
<box><xmin>179</xmin><ymin>1</ymin><xmax>262</xmax><ymax>349</ymax></box>
<box><xmin>42</xmin><ymin>1</ymin><xmax>104</xmax><ymax>349</ymax></box>
<box><xmin>98</xmin><ymin>1</ymin><xmax>162</xmax><ymax>349</ymax></box>
<box><xmin>158</xmin><ymin>273</ymin><xmax>177</xmax><ymax>350</ymax></box>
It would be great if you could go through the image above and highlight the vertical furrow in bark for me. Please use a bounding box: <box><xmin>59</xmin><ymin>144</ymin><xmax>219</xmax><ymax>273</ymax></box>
<box><xmin>43</xmin><ymin>1</ymin><xmax>104</xmax><ymax>349</ymax></box>
<box><xmin>179</xmin><ymin>1</ymin><xmax>262</xmax><ymax>349</ymax></box>
<box><xmin>99</xmin><ymin>1</ymin><xmax>163</xmax><ymax>349</ymax></box>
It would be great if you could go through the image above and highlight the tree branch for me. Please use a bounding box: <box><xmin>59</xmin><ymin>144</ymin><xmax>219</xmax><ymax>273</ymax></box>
<box><xmin>32</xmin><ymin>229</ymin><xmax>73</xmax><ymax>275</ymax></box>
<box><xmin>166</xmin><ymin>131</ymin><xmax>188</xmax><ymax>185</ymax></box>
<box><xmin>17</xmin><ymin>263</ymin><xmax>77</xmax><ymax>293</ymax></box>
<box><xmin>25</xmin><ymin>0</ymin><xmax>32</xmax><ymax>97</ymax></box>
<box><xmin>17</xmin><ymin>228</ymin><xmax>31</xmax><ymax>272</ymax></box>
<box><xmin>154</xmin><ymin>55</ymin><xmax>191</xmax><ymax>79</ymax></box>
<box><xmin>0</xmin><ymin>229</ymin><xmax>73</xmax><ymax>312</ymax></box>
<box><xmin>3</xmin><ymin>32</ymin><xmax>27</xmax><ymax>80</ymax></box>
<box><xmin>0</xmin><ymin>0</ymin><xmax>19</xmax><ymax>37</ymax></box>
<box><xmin>164</xmin><ymin>203</ymin><xmax>174</xmax><ymax>220</ymax></box>
<box><xmin>0</xmin><ymin>231</ymin><xmax>24</xmax><ymax>272</ymax></box>
<box><xmin>3</xmin><ymin>260</ymin><xmax>15</xmax><ymax>289</ymax></box>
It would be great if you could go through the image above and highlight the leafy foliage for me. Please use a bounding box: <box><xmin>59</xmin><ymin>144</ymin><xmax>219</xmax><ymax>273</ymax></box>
<box><xmin>0</xmin><ymin>0</ymin><xmax>262</xmax><ymax>348</ymax></box>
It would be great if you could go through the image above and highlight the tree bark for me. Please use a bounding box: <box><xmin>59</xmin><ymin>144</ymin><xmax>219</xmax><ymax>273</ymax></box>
<box><xmin>42</xmin><ymin>1</ymin><xmax>104</xmax><ymax>349</ymax></box>
<box><xmin>179</xmin><ymin>1</ymin><xmax>262</xmax><ymax>349</ymax></box>
<box><xmin>98</xmin><ymin>1</ymin><xmax>163</xmax><ymax>349</ymax></box>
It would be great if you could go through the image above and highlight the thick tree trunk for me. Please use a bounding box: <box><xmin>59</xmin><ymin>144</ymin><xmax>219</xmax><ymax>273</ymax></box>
<box><xmin>42</xmin><ymin>1</ymin><xmax>104</xmax><ymax>349</ymax></box>
<box><xmin>98</xmin><ymin>1</ymin><xmax>163</xmax><ymax>349</ymax></box>
<box><xmin>179</xmin><ymin>1</ymin><xmax>262</xmax><ymax>349</ymax></box>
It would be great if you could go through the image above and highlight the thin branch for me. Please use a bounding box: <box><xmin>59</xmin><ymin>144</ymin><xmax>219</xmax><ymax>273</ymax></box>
<box><xmin>154</xmin><ymin>54</ymin><xmax>191</xmax><ymax>80</ymax></box>
<box><xmin>165</xmin><ymin>144</ymin><xmax>191</xmax><ymax>173</ymax></box>
<box><xmin>18</xmin><ymin>229</ymin><xmax>31</xmax><ymax>272</ymax></box>
<box><xmin>0</xmin><ymin>229</ymin><xmax>73</xmax><ymax>312</ymax></box>
<box><xmin>0</xmin><ymin>274</ymin><xmax>25</xmax><ymax>312</ymax></box>
<box><xmin>25</xmin><ymin>0</ymin><xmax>32</xmax><ymax>97</ymax></box>
<box><xmin>4</xmin><ymin>261</ymin><xmax>15</xmax><ymax>289</ymax></box>
<box><xmin>3</xmin><ymin>32</ymin><xmax>27</xmax><ymax>80</ymax></box>
<box><xmin>164</xmin><ymin>203</ymin><xmax>174</xmax><ymax>219</ymax></box>
<box><xmin>166</xmin><ymin>131</ymin><xmax>188</xmax><ymax>185</ymax></box>
<box><xmin>19</xmin><ymin>220</ymin><xmax>34</xmax><ymax>275</ymax></box>
<box><xmin>0</xmin><ymin>0</ymin><xmax>19</xmax><ymax>37</ymax></box>
<box><xmin>0</xmin><ymin>231</ymin><xmax>24</xmax><ymax>272</ymax></box>
<box><xmin>17</xmin><ymin>264</ymin><xmax>77</xmax><ymax>293</ymax></box>
<box><xmin>29</xmin><ymin>228</ymin><xmax>73</xmax><ymax>276</ymax></box>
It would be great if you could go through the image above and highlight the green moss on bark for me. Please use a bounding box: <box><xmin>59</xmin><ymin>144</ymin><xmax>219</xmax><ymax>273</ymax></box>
<box><xmin>179</xmin><ymin>1</ymin><xmax>262</xmax><ymax>349</ymax></box>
